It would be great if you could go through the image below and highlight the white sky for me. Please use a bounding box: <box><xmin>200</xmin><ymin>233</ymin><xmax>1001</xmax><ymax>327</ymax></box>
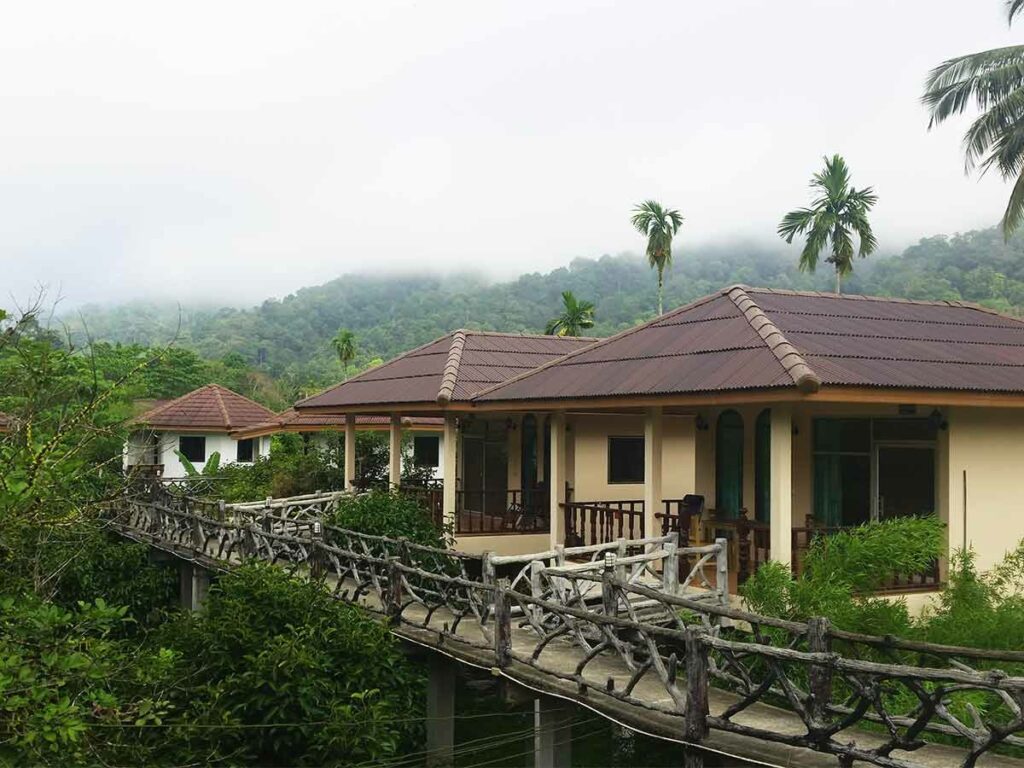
<box><xmin>1</xmin><ymin>0</ymin><xmax>1019</xmax><ymax>307</ymax></box>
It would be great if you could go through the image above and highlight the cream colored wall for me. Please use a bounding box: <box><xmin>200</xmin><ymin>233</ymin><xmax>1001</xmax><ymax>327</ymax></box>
<box><xmin>570</xmin><ymin>414</ymin><xmax>697</xmax><ymax>502</ymax></box>
<box><xmin>454</xmin><ymin>533</ymin><xmax>550</xmax><ymax>556</ymax></box>
<box><xmin>945</xmin><ymin>406</ymin><xmax>1024</xmax><ymax>573</ymax></box>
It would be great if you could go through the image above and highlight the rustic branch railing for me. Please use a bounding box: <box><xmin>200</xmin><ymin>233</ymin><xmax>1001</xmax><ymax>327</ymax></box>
<box><xmin>109</xmin><ymin>492</ymin><xmax>1024</xmax><ymax>768</ymax></box>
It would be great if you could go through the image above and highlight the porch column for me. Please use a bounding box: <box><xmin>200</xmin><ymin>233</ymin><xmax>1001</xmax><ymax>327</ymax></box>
<box><xmin>644</xmin><ymin>407</ymin><xmax>664</xmax><ymax>539</ymax></box>
<box><xmin>769</xmin><ymin>406</ymin><xmax>793</xmax><ymax>568</ymax></box>
<box><xmin>389</xmin><ymin>414</ymin><xmax>402</xmax><ymax>488</ymax></box>
<box><xmin>549</xmin><ymin>411</ymin><xmax>567</xmax><ymax>549</ymax></box>
<box><xmin>344</xmin><ymin>413</ymin><xmax>357</xmax><ymax>490</ymax></box>
<box><xmin>442</xmin><ymin>415</ymin><xmax>458</xmax><ymax>530</ymax></box>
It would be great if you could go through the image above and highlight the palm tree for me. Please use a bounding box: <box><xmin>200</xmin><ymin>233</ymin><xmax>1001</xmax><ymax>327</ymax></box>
<box><xmin>777</xmin><ymin>155</ymin><xmax>878</xmax><ymax>294</ymax></box>
<box><xmin>923</xmin><ymin>1</ymin><xmax>1024</xmax><ymax>238</ymax></box>
<box><xmin>545</xmin><ymin>291</ymin><xmax>596</xmax><ymax>337</ymax></box>
<box><xmin>330</xmin><ymin>328</ymin><xmax>356</xmax><ymax>370</ymax></box>
<box><xmin>631</xmin><ymin>200</ymin><xmax>684</xmax><ymax>315</ymax></box>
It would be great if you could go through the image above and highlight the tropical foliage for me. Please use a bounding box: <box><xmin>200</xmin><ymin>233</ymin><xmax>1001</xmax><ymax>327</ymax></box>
<box><xmin>331</xmin><ymin>327</ymin><xmax>357</xmax><ymax>369</ymax></box>
<box><xmin>924</xmin><ymin>0</ymin><xmax>1024</xmax><ymax>237</ymax></box>
<box><xmin>778</xmin><ymin>154</ymin><xmax>878</xmax><ymax>293</ymax></box>
<box><xmin>630</xmin><ymin>200</ymin><xmax>684</xmax><ymax>314</ymax></box>
<box><xmin>544</xmin><ymin>290</ymin><xmax>596</xmax><ymax>336</ymax></box>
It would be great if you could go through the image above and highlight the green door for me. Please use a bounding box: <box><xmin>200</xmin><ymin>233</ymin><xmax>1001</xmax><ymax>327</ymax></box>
<box><xmin>716</xmin><ymin>410</ymin><xmax>744</xmax><ymax>518</ymax></box>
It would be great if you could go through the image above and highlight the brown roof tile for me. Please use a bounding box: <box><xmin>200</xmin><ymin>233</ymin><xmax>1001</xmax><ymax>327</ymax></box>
<box><xmin>231</xmin><ymin>409</ymin><xmax>444</xmax><ymax>439</ymax></box>
<box><xmin>295</xmin><ymin>330</ymin><xmax>597</xmax><ymax>410</ymax></box>
<box><xmin>474</xmin><ymin>286</ymin><xmax>1024</xmax><ymax>402</ymax></box>
<box><xmin>133</xmin><ymin>385</ymin><xmax>276</xmax><ymax>431</ymax></box>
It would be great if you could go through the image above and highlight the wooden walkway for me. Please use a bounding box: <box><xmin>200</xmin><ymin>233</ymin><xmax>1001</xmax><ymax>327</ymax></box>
<box><xmin>110</xmin><ymin>492</ymin><xmax>1024</xmax><ymax>768</ymax></box>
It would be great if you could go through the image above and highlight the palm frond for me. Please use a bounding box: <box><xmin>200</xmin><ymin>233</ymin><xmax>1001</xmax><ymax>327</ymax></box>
<box><xmin>777</xmin><ymin>208</ymin><xmax>815</xmax><ymax>242</ymax></box>
<box><xmin>1002</xmin><ymin>168</ymin><xmax>1024</xmax><ymax>237</ymax></box>
<box><xmin>1009</xmin><ymin>0</ymin><xmax>1024</xmax><ymax>23</ymax></box>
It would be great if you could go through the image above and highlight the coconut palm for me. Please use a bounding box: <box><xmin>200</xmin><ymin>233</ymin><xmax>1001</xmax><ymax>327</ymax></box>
<box><xmin>330</xmin><ymin>329</ymin><xmax>356</xmax><ymax>369</ymax></box>
<box><xmin>777</xmin><ymin>155</ymin><xmax>878</xmax><ymax>294</ymax></box>
<box><xmin>631</xmin><ymin>200</ymin><xmax>684</xmax><ymax>315</ymax></box>
<box><xmin>545</xmin><ymin>291</ymin><xmax>596</xmax><ymax>337</ymax></box>
<box><xmin>924</xmin><ymin>1</ymin><xmax>1024</xmax><ymax>238</ymax></box>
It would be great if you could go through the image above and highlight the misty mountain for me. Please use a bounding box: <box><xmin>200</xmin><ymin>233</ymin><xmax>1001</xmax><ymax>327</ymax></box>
<box><xmin>67</xmin><ymin>226</ymin><xmax>1024</xmax><ymax>386</ymax></box>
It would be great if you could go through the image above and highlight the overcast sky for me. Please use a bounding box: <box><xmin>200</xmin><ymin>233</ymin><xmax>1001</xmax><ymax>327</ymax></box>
<box><xmin>1</xmin><ymin>0</ymin><xmax>1019</xmax><ymax>307</ymax></box>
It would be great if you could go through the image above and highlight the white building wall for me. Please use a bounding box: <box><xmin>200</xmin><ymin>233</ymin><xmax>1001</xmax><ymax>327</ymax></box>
<box><xmin>125</xmin><ymin>430</ymin><xmax>269</xmax><ymax>478</ymax></box>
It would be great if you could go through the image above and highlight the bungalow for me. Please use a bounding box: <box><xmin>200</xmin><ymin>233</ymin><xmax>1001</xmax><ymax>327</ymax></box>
<box><xmin>124</xmin><ymin>384</ymin><xmax>275</xmax><ymax>478</ymax></box>
<box><xmin>296</xmin><ymin>286</ymin><xmax>1024</xmax><ymax>596</ymax></box>
<box><xmin>230</xmin><ymin>408</ymin><xmax>446</xmax><ymax>480</ymax></box>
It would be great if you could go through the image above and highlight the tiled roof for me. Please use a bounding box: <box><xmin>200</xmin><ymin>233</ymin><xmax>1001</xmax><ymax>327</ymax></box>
<box><xmin>474</xmin><ymin>286</ymin><xmax>1024</xmax><ymax>401</ymax></box>
<box><xmin>231</xmin><ymin>409</ymin><xmax>444</xmax><ymax>439</ymax></box>
<box><xmin>133</xmin><ymin>385</ymin><xmax>277</xmax><ymax>431</ymax></box>
<box><xmin>295</xmin><ymin>331</ymin><xmax>596</xmax><ymax>410</ymax></box>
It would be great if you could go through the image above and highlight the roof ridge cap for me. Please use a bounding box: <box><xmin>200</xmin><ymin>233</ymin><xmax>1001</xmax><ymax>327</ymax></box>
<box><xmin>213</xmin><ymin>386</ymin><xmax>232</xmax><ymax>429</ymax></box>
<box><xmin>471</xmin><ymin>292</ymin><xmax>726</xmax><ymax>401</ymax></box>
<box><xmin>725</xmin><ymin>286</ymin><xmax>821</xmax><ymax>394</ymax></box>
<box><xmin>466</xmin><ymin>329</ymin><xmax>600</xmax><ymax>340</ymax></box>
<box><xmin>294</xmin><ymin>331</ymin><xmax>457</xmax><ymax>409</ymax></box>
<box><xmin>436</xmin><ymin>330</ymin><xmax>468</xmax><ymax>405</ymax></box>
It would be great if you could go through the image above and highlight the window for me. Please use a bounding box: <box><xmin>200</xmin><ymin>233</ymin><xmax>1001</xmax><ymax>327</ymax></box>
<box><xmin>608</xmin><ymin>436</ymin><xmax>644</xmax><ymax>484</ymax></box>
<box><xmin>236</xmin><ymin>438</ymin><xmax>255</xmax><ymax>463</ymax></box>
<box><xmin>178</xmin><ymin>435</ymin><xmax>206</xmax><ymax>463</ymax></box>
<box><xmin>413</xmin><ymin>435</ymin><xmax>440</xmax><ymax>467</ymax></box>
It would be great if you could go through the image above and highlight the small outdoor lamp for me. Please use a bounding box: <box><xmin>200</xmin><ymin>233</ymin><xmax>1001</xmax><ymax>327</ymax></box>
<box><xmin>928</xmin><ymin>409</ymin><xmax>948</xmax><ymax>431</ymax></box>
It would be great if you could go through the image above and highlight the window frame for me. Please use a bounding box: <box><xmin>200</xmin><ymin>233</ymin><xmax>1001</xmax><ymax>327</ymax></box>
<box><xmin>606</xmin><ymin>435</ymin><xmax>645</xmax><ymax>485</ymax></box>
<box><xmin>236</xmin><ymin>438</ymin><xmax>255</xmax><ymax>463</ymax></box>
<box><xmin>178</xmin><ymin>435</ymin><xmax>206</xmax><ymax>464</ymax></box>
<box><xmin>412</xmin><ymin>435</ymin><xmax>440</xmax><ymax>468</ymax></box>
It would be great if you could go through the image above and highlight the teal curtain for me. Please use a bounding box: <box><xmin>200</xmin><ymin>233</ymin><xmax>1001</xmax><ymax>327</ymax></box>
<box><xmin>715</xmin><ymin>410</ymin><xmax>744</xmax><ymax>518</ymax></box>
<box><xmin>754</xmin><ymin>409</ymin><xmax>771</xmax><ymax>523</ymax></box>
<box><xmin>813</xmin><ymin>454</ymin><xmax>843</xmax><ymax>526</ymax></box>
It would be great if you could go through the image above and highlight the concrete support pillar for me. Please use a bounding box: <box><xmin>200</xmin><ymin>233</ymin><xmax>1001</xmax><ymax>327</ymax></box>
<box><xmin>549</xmin><ymin>411</ymin><xmax>567</xmax><ymax>550</ymax></box>
<box><xmin>536</xmin><ymin>413</ymin><xmax>546</xmax><ymax>483</ymax></box>
<box><xmin>644</xmin><ymin>406</ymin><xmax>664</xmax><ymax>539</ymax></box>
<box><xmin>179</xmin><ymin>561</ymin><xmax>210</xmax><ymax>612</ymax></box>
<box><xmin>426</xmin><ymin>654</ymin><xmax>455</xmax><ymax>768</ymax></box>
<box><xmin>389</xmin><ymin>414</ymin><xmax>402</xmax><ymax>489</ymax></box>
<box><xmin>344</xmin><ymin>413</ymin><xmax>357</xmax><ymax>490</ymax></box>
<box><xmin>442</xmin><ymin>415</ymin><xmax>458</xmax><ymax>530</ymax></box>
<box><xmin>769</xmin><ymin>406</ymin><xmax>793</xmax><ymax>568</ymax></box>
<box><xmin>507</xmin><ymin>415</ymin><xmax>522</xmax><ymax>491</ymax></box>
<box><xmin>534</xmin><ymin>696</ymin><xmax>573</xmax><ymax>768</ymax></box>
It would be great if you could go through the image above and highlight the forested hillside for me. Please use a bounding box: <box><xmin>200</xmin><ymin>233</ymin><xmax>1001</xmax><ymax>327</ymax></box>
<box><xmin>69</xmin><ymin>225</ymin><xmax>1024</xmax><ymax>390</ymax></box>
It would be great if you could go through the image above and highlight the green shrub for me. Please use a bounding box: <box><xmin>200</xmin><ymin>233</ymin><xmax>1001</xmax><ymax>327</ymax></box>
<box><xmin>161</xmin><ymin>563</ymin><xmax>424</xmax><ymax>765</ymax></box>
<box><xmin>330</xmin><ymin>490</ymin><xmax>448</xmax><ymax>549</ymax></box>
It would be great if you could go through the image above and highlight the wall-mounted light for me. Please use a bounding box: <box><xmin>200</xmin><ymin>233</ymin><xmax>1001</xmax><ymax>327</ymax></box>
<box><xmin>928</xmin><ymin>408</ymin><xmax>948</xmax><ymax>431</ymax></box>
<box><xmin>695</xmin><ymin>415</ymin><xmax>709</xmax><ymax>431</ymax></box>
<box><xmin>505</xmin><ymin>417</ymin><xmax>518</xmax><ymax>431</ymax></box>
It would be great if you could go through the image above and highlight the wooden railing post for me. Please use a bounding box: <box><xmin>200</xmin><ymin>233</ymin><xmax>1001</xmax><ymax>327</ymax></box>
<box><xmin>602</xmin><ymin>553</ymin><xmax>617</xmax><ymax>617</ymax></box>
<box><xmin>493</xmin><ymin>579</ymin><xmax>512</xmax><ymax>668</ymax></box>
<box><xmin>387</xmin><ymin>557</ymin><xmax>403</xmax><ymax>626</ymax></box>
<box><xmin>715</xmin><ymin>538</ymin><xmax>730</xmax><ymax>609</ymax></box>
<box><xmin>684</xmin><ymin>627</ymin><xmax>709</xmax><ymax>742</ymax></box>
<box><xmin>310</xmin><ymin>521</ymin><xmax>325</xmax><ymax>580</ymax></box>
<box><xmin>663</xmin><ymin>540</ymin><xmax>679</xmax><ymax>595</ymax></box>
<box><xmin>807</xmin><ymin>616</ymin><xmax>833</xmax><ymax>728</ymax></box>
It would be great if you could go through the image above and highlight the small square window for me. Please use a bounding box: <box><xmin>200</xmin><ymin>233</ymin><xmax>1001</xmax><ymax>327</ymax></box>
<box><xmin>178</xmin><ymin>435</ymin><xmax>206</xmax><ymax>463</ymax></box>
<box><xmin>608</xmin><ymin>436</ymin><xmax>644</xmax><ymax>484</ymax></box>
<box><xmin>236</xmin><ymin>438</ymin><xmax>255</xmax><ymax>463</ymax></box>
<box><xmin>413</xmin><ymin>435</ymin><xmax>440</xmax><ymax>467</ymax></box>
